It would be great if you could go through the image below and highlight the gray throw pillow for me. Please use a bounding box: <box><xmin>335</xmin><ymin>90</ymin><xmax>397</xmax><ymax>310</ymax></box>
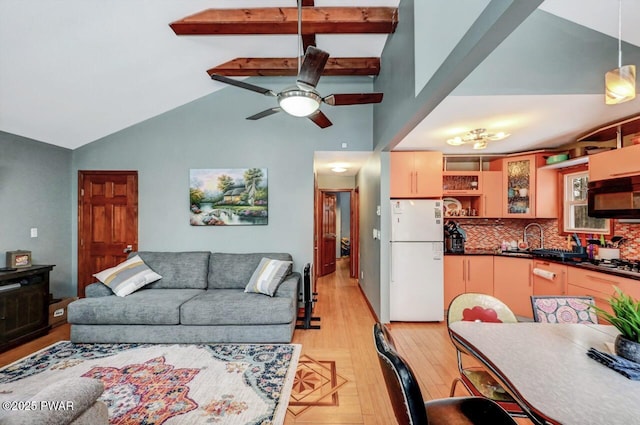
<box><xmin>244</xmin><ymin>257</ymin><xmax>292</xmax><ymax>296</ymax></box>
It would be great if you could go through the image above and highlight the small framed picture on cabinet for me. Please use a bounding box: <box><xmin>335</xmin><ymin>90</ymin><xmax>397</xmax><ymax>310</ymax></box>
<box><xmin>6</xmin><ymin>250</ymin><xmax>32</xmax><ymax>268</ymax></box>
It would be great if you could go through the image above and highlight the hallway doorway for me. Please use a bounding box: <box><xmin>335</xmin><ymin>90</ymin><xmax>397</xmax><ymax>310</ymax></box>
<box><xmin>314</xmin><ymin>187</ymin><xmax>359</xmax><ymax>281</ymax></box>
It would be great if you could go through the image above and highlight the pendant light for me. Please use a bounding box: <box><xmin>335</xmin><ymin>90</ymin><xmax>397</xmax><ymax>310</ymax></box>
<box><xmin>605</xmin><ymin>0</ymin><xmax>636</xmax><ymax>105</ymax></box>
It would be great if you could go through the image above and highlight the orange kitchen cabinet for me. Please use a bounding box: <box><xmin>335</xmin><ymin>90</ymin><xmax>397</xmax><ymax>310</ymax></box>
<box><xmin>391</xmin><ymin>151</ymin><xmax>443</xmax><ymax>198</ymax></box>
<box><xmin>444</xmin><ymin>256</ymin><xmax>465</xmax><ymax>308</ymax></box>
<box><xmin>482</xmin><ymin>171</ymin><xmax>502</xmax><ymax>217</ymax></box>
<box><xmin>444</xmin><ymin>255</ymin><xmax>493</xmax><ymax>309</ymax></box>
<box><xmin>464</xmin><ymin>256</ymin><xmax>494</xmax><ymax>295</ymax></box>
<box><xmin>493</xmin><ymin>256</ymin><xmax>533</xmax><ymax>318</ymax></box>
<box><xmin>502</xmin><ymin>154</ymin><xmax>557</xmax><ymax>218</ymax></box>
<box><xmin>567</xmin><ymin>266</ymin><xmax>640</xmax><ymax>319</ymax></box>
<box><xmin>588</xmin><ymin>144</ymin><xmax>640</xmax><ymax>182</ymax></box>
<box><xmin>532</xmin><ymin>260</ymin><xmax>568</xmax><ymax>295</ymax></box>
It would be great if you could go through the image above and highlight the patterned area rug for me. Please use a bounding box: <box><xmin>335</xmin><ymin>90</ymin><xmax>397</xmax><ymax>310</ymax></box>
<box><xmin>0</xmin><ymin>342</ymin><xmax>300</xmax><ymax>425</ymax></box>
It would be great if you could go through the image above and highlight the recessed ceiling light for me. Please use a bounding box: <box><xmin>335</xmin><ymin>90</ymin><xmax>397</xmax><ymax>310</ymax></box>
<box><xmin>331</xmin><ymin>167</ymin><xmax>348</xmax><ymax>173</ymax></box>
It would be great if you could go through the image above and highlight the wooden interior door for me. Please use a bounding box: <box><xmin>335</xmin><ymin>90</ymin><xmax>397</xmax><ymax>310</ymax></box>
<box><xmin>320</xmin><ymin>192</ymin><xmax>337</xmax><ymax>276</ymax></box>
<box><xmin>78</xmin><ymin>171</ymin><xmax>138</xmax><ymax>297</ymax></box>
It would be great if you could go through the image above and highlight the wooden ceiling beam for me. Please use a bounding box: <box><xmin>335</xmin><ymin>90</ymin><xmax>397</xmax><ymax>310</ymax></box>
<box><xmin>170</xmin><ymin>7</ymin><xmax>398</xmax><ymax>35</ymax></box>
<box><xmin>207</xmin><ymin>57</ymin><xmax>381</xmax><ymax>77</ymax></box>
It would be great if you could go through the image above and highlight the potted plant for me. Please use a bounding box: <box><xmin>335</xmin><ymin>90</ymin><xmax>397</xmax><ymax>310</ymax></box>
<box><xmin>592</xmin><ymin>287</ymin><xmax>640</xmax><ymax>363</ymax></box>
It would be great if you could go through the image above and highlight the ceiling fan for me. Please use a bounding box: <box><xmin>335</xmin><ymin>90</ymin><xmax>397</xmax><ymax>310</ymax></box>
<box><xmin>209</xmin><ymin>2</ymin><xmax>383</xmax><ymax>128</ymax></box>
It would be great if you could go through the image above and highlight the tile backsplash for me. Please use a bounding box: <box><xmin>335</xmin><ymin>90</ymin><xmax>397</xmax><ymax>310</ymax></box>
<box><xmin>454</xmin><ymin>218</ymin><xmax>639</xmax><ymax>260</ymax></box>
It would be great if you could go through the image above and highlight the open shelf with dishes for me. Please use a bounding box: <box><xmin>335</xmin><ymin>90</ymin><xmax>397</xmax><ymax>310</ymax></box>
<box><xmin>443</xmin><ymin>196</ymin><xmax>482</xmax><ymax>218</ymax></box>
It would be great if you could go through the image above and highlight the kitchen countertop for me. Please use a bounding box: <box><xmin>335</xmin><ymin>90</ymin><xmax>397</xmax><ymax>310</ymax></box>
<box><xmin>445</xmin><ymin>250</ymin><xmax>640</xmax><ymax>281</ymax></box>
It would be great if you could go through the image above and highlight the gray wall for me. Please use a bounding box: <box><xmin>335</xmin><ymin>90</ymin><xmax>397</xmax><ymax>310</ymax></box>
<box><xmin>357</xmin><ymin>151</ymin><xmax>383</xmax><ymax>320</ymax></box>
<box><xmin>71</xmin><ymin>77</ymin><xmax>375</xmax><ymax>290</ymax></box>
<box><xmin>0</xmin><ymin>132</ymin><xmax>73</xmax><ymax>297</ymax></box>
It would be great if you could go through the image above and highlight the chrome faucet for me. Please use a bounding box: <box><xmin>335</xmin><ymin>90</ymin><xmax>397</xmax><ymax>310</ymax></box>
<box><xmin>524</xmin><ymin>223</ymin><xmax>544</xmax><ymax>250</ymax></box>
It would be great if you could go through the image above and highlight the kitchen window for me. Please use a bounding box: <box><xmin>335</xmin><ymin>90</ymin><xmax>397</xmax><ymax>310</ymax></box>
<box><xmin>563</xmin><ymin>170</ymin><xmax>609</xmax><ymax>233</ymax></box>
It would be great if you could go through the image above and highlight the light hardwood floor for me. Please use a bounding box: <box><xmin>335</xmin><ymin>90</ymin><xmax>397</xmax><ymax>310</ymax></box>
<box><xmin>0</xmin><ymin>259</ymin><xmax>531</xmax><ymax>424</ymax></box>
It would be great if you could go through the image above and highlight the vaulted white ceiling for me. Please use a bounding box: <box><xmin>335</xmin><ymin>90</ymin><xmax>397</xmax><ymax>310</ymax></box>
<box><xmin>1</xmin><ymin>0</ymin><xmax>639</xmax><ymax>162</ymax></box>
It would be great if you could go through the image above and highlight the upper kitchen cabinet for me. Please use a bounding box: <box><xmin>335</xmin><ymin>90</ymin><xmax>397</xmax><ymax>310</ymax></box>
<box><xmin>390</xmin><ymin>151</ymin><xmax>443</xmax><ymax>198</ymax></box>
<box><xmin>442</xmin><ymin>171</ymin><xmax>502</xmax><ymax>218</ymax></box>
<box><xmin>589</xmin><ymin>144</ymin><xmax>640</xmax><ymax>182</ymax></box>
<box><xmin>493</xmin><ymin>154</ymin><xmax>557</xmax><ymax>218</ymax></box>
<box><xmin>482</xmin><ymin>171</ymin><xmax>503</xmax><ymax>217</ymax></box>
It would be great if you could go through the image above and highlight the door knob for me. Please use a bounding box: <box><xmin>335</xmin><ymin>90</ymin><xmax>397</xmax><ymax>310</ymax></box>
<box><xmin>123</xmin><ymin>245</ymin><xmax>133</xmax><ymax>253</ymax></box>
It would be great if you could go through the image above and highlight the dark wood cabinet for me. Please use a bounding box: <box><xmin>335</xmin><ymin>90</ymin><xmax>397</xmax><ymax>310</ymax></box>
<box><xmin>0</xmin><ymin>265</ymin><xmax>53</xmax><ymax>352</ymax></box>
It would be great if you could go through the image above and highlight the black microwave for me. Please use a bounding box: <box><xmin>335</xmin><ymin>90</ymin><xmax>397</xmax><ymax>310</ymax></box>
<box><xmin>588</xmin><ymin>175</ymin><xmax>640</xmax><ymax>218</ymax></box>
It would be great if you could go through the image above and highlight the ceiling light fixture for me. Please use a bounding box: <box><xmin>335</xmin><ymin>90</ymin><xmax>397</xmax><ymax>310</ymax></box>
<box><xmin>605</xmin><ymin>0</ymin><xmax>636</xmax><ymax>105</ymax></box>
<box><xmin>329</xmin><ymin>162</ymin><xmax>349</xmax><ymax>173</ymax></box>
<box><xmin>446</xmin><ymin>128</ymin><xmax>509</xmax><ymax>150</ymax></box>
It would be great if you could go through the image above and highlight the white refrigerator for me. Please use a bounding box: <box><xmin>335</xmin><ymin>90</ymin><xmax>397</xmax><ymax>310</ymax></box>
<box><xmin>390</xmin><ymin>199</ymin><xmax>444</xmax><ymax>322</ymax></box>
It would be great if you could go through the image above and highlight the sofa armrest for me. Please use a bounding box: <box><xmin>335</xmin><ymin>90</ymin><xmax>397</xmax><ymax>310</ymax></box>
<box><xmin>0</xmin><ymin>378</ymin><xmax>104</xmax><ymax>425</ymax></box>
<box><xmin>85</xmin><ymin>282</ymin><xmax>113</xmax><ymax>298</ymax></box>
<box><xmin>274</xmin><ymin>272</ymin><xmax>300</xmax><ymax>299</ymax></box>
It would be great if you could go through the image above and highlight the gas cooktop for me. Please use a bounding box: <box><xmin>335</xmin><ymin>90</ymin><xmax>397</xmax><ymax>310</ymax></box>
<box><xmin>530</xmin><ymin>248</ymin><xmax>588</xmax><ymax>260</ymax></box>
<box><xmin>576</xmin><ymin>259</ymin><xmax>640</xmax><ymax>278</ymax></box>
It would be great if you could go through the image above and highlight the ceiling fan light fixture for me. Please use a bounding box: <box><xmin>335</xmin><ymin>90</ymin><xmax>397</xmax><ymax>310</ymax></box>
<box><xmin>605</xmin><ymin>65</ymin><xmax>636</xmax><ymax>105</ymax></box>
<box><xmin>278</xmin><ymin>89</ymin><xmax>321</xmax><ymax>117</ymax></box>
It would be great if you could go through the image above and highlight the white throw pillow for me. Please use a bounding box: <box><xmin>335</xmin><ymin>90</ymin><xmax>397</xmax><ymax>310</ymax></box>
<box><xmin>93</xmin><ymin>255</ymin><xmax>162</xmax><ymax>297</ymax></box>
<box><xmin>244</xmin><ymin>258</ymin><xmax>292</xmax><ymax>296</ymax></box>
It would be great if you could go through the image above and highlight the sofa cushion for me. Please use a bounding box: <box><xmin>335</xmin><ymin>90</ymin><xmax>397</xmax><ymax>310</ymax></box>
<box><xmin>132</xmin><ymin>251</ymin><xmax>210</xmax><ymax>289</ymax></box>
<box><xmin>208</xmin><ymin>252</ymin><xmax>293</xmax><ymax>289</ymax></box>
<box><xmin>181</xmin><ymin>289</ymin><xmax>295</xmax><ymax>325</ymax></box>
<box><xmin>244</xmin><ymin>257</ymin><xmax>293</xmax><ymax>296</ymax></box>
<box><xmin>68</xmin><ymin>289</ymin><xmax>204</xmax><ymax>325</ymax></box>
<box><xmin>93</xmin><ymin>255</ymin><xmax>162</xmax><ymax>297</ymax></box>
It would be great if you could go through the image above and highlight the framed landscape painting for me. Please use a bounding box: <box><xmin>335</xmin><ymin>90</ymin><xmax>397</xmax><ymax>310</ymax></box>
<box><xmin>189</xmin><ymin>168</ymin><xmax>268</xmax><ymax>226</ymax></box>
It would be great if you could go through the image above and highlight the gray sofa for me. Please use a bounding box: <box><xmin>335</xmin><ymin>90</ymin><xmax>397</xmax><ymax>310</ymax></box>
<box><xmin>68</xmin><ymin>252</ymin><xmax>300</xmax><ymax>343</ymax></box>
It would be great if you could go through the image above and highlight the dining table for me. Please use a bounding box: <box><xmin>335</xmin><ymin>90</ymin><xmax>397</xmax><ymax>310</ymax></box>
<box><xmin>448</xmin><ymin>321</ymin><xmax>640</xmax><ymax>425</ymax></box>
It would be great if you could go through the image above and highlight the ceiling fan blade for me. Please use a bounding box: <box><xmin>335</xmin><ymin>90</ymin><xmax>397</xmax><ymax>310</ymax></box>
<box><xmin>296</xmin><ymin>46</ymin><xmax>330</xmax><ymax>91</ymax></box>
<box><xmin>210</xmin><ymin>74</ymin><xmax>276</xmax><ymax>96</ymax></box>
<box><xmin>246</xmin><ymin>107</ymin><xmax>282</xmax><ymax>120</ymax></box>
<box><xmin>308</xmin><ymin>110</ymin><xmax>333</xmax><ymax>128</ymax></box>
<box><xmin>323</xmin><ymin>93</ymin><xmax>384</xmax><ymax>106</ymax></box>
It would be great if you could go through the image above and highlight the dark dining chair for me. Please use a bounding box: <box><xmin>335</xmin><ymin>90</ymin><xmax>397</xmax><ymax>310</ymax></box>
<box><xmin>373</xmin><ymin>323</ymin><xmax>517</xmax><ymax>425</ymax></box>
<box><xmin>446</xmin><ymin>293</ymin><xmax>525</xmax><ymax>417</ymax></box>
<box><xmin>530</xmin><ymin>295</ymin><xmax>598</xmax><ymax>324</ymax></box>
